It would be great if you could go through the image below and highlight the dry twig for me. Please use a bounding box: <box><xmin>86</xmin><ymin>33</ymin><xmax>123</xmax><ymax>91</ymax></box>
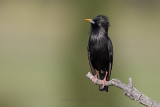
<box><xmin>86</xmin><ymin>72</ymin><xmax>160</xmax><ymax>107</ymax></box>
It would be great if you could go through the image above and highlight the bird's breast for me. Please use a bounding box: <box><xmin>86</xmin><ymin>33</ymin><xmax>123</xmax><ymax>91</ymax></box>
<box><xmin>89</xmin><ymin>35</ymin><xmax>108</xmax><ymax>51</ymax></box>
<box><xmin>88</xmin><ymin>35</ymin><xmax>110</xmax><ymax>71</ymax></box>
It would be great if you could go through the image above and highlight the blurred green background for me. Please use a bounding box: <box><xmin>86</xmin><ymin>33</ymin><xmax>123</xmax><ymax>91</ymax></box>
<box><xmin>0</xmin><ymin>0</ymin><xmax>160</xmax><ymax>107</ymax></box>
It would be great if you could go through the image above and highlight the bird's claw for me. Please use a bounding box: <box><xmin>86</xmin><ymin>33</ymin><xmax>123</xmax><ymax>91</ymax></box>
<box><xmin>101</xmin><ymin>79</ymin><xmax>107</xmax><ymax>88</ymax></box>
<box><xmin>92</xmin><ymin>75</ymin><xmax>97</xmax><ymax>84</ymax></box>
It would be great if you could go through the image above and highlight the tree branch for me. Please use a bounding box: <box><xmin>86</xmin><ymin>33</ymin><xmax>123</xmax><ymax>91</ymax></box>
<box><xmin>86</xmin><ymin>72</ymin><xmax>160</xmax><ymax>107</ymax></box>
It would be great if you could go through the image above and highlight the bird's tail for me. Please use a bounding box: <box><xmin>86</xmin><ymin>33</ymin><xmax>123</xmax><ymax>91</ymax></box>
<box><xmin>99</xmin><ymin>73</ymin><xmax>109</xmax><ymax>92</ymax></box>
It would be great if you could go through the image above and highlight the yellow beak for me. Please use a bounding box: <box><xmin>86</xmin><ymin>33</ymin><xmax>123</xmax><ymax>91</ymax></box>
<box><xmin>85</xmin><ymin>19</ymin><xmax>92</xmax><ymax>23</ymax></box>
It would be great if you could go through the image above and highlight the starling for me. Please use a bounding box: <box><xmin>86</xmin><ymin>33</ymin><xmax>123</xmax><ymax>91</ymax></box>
<box><xmin>85</xmin><ymin>15</ymin><xmax>113</xmax><ymax>92</ymax></box>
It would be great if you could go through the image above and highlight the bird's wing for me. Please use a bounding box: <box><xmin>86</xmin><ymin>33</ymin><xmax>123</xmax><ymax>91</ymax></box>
<box><xmin>87</xmin><ymin>47</ymin><xmax>96</xmax><ymax>76</ymax></box>
<box><xmin>107</xmin><ymin>38</ymin><xmax>113</xmax><ymax>81</ymax></box>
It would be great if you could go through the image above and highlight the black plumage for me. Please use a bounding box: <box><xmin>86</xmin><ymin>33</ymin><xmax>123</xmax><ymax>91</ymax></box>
<box><xmin>85</xmin><ymin>15</ymin><xmax>113</xmax><ymax>92</ymax></box>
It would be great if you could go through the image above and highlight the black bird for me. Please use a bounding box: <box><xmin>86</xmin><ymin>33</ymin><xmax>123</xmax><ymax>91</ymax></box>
<box><xmin>85</xmin><ymin>15</ymin><xmax>113</xmax><ymax>92</ymax></box>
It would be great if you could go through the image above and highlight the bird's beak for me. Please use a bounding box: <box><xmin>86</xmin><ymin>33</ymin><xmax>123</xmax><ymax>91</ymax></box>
<box><xmin>85</xmin><ymin>19</ymin><xmax>92</xmax><ymax>23</ymax></box>
<box><xmin>85</xmin><ymin>19</ymin><xmax>95</xmax><ymax>24</ymax></box>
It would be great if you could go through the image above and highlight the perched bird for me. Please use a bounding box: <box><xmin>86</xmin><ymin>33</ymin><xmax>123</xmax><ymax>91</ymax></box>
<box><xmin>85</xmin><ymin>15</ymin><xmax>113</xmax><ymax>92</ymax></box>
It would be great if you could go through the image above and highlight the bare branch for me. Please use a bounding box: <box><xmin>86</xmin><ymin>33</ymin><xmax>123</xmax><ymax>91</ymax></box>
<box><xmin>86</xmin><ymin>72</ymin><xmax>160</xmax><ymax>107</ymax></box>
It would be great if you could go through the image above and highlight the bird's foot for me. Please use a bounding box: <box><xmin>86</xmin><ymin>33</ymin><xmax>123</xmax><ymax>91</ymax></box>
<box><xmin>101</xmin><ymin>79</ymin><xmax>107</xmax><ymax>88</ymax></box>
<box><xmin>92</xmin><ymin>71</ymin><xmax>99</xmax><ymax>84</ymax></box>
<box><xmin>101</xmin><ymin>72</ymin><xmax>108</xmax><ymax>88</ymax></box>
<box><xmin>92</xmin><ymin>75</ymin><xmax>98</xmax><ymax>84</ymax></box>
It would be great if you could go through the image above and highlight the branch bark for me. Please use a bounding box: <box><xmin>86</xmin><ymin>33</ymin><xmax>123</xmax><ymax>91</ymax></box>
<box><xmin>86</xmin><ymin>72</ymin><xmax>160</xmax><ymax>107</ymax></box>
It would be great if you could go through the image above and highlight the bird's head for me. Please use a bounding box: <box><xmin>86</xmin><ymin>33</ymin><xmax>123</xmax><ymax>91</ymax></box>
<box><xmin>85</xmin><ymin>15</ymin><xmax>110</xmax><ymax>29</ymax></box>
